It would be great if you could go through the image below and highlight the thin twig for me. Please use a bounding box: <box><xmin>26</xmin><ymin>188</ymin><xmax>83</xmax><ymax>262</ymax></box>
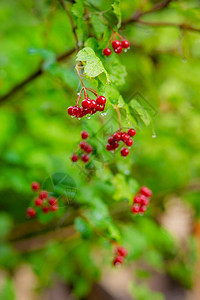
<box><xmin>0</xmin><ymin>48</ymin><xmax>75</xmax><ymax>105</ymax></box>
<box><xmin>114</xmin><ymin>106</ymin><xmax>122</xmax><ymax>130</ymax></box>
<box><xmin>57</xmin><ymin>0</ymin><xmax>79</xmax><ymax>51</ymax></box>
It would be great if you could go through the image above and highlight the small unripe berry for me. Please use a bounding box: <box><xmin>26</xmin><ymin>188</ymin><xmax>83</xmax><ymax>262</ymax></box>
<box><xmin>126</xmin><ymin>139</ymin><xmax>133</xmax><ymax>147</ymax></box>
<box><xmin>71</xmin><ymin>154</ymin><xmax>79</xmax><ymax>162</ymax></box>
<box><xmin>96</xmin><ymin>96</ymin><xmax>106</xmax><ymax>105</ymax></box>
<box><xmin>81</xmin><ymin>131</ymin><xmax>89</xmax><ymax>139</ymax></box>
<box><xmin>34</xmin><ymin>198</ymin><xmax>43</xmax><ymax>206</ymax></box>
<box><xmin>81</xmin><ymin>154</ymin><xmax>89</xmax><ymax>163</ymax></box>
<box><xmin>27</xmin><ymin>207</ymin><xmax>36</xmax><ymax>218</ymax></box>
<box><xmin>128</xmin><ymin>128</ymin><xmax>136</xmax><ymax>137</ymax></box>
<box><xmin>140</xmin><ymin>186</ymin><xmax>152</xmax><ymax>197</ymax></box>
<box><xmin>121</xmin><ymin>40</ymin><xmax>130</xmax><ymax>49</ymax></box>
<box><xmin>131</xmin><ymin>205</ymin><xmax>139</xmax><ymax>214</ymax></box>
<box><xmin>114</xmin><ymin>45</ymin><xmax>123</xmax><ymax>54</ymax></box>
<box><xmin>48</xmin><ymin>197</ymin><xmax>57</xmax><ymax>206</ymax></box>
<box><xmin>31</xmin><ymin>182</ymin><xmax>40</xmax><ymax>192</ymax></box>
<box><xmin>113</xmin><ymin>255</ymin><xmax>124</xmax><ymax>266</ymax></box>
<box><xmin>103</xmin><ymin>48</ymin><xmax>112</xmax><ymax>56</ymax></box>
<box><xmin>39</xmin><ymin>191</ymin><xmax>48</xmax><ymax>199</ymax></box>
<box><xmin>121</xmin><ymin>147</ymin><xmax>129</xmax><ymax>156</ymax></box>
<box><xmin>112</xmin><ymin>40</ymin><xmax>121</xmax><ymax>49</ymax></box>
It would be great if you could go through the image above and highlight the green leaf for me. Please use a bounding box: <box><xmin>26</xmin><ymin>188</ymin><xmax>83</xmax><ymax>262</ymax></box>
<box><xmin>112</xmin><ymin>0</ymin><xmax>121</xmax><ymax>28</ymax></box>
<box><xmin>72</xmin><ymin>0</ymin><xmax>85</xmax><ymax>43</ymax></box>
<box><xmin>0</xmin><ymin>213</ymin><xmax>13</xmax><ymax>241</ymax></box>
<box><xmin>72</xmin><ymin>0</ymin><xmax>84</xmax><ymax>16</ymax></box>
<box><xmin>0</xmin><ymin>278</ymin><xmax>15</xmax><ymax>300</ymax></box>
<box><xmin>104</xmin><ymin>55</ymin><xmax>127</xmax><ymax>86</ymax></box>
<box><xmin>76</xmin><ymin>47</ymin><xmax>110</xmax><ymax>83</ymax></box>
<box><xmin>111</xmin><ymin>174</ymin><xmax>132</xmax><ymax>202</ymax></box>
<box><xmin>74</xmin><ymin>217</ymin><xmax>92</xmax><ymax>239</ymax></box>
<box><xmin>43</xmin><ymin>172</ymin><xmax>77</xmax><ymax>199</ymax></box>
<box><xmin>91</xmin><ymin>15</ymin><xmax>106</xmax><ymax>39</ymax></box>
<box><xmin>128</xmin><ymin>99</ymin><xmax>152</xmax><ymax>126</ymax></box>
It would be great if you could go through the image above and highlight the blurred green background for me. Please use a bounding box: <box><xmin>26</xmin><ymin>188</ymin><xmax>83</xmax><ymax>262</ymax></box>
<box><xmin>0</xmin><ymin>0</ymin><xmax>200</xmax><ymax>299</ymax></box>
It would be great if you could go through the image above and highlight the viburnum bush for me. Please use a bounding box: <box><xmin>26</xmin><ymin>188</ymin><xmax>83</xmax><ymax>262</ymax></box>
<box><xmin>1</xmin><ymin>0</ymin><xmax>199</xmax><ymax>299</ymax></box>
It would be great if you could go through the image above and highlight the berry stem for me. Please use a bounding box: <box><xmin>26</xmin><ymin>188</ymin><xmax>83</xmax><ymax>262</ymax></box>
<box><xmin>114</xmin><ymin>106</ymin><xmax>122</xmax><ymax>130</ymax></box>
<box><xmin>85</xmin><ymin>87</ymin><xmax>99</xmax><ymax>97</ymax></box>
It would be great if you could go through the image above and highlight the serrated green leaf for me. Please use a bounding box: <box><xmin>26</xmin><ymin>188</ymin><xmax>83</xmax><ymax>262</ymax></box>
<box><xmin>112</xmin><ymin>0</ymin><xmax>121</xmax><ymax>28</ymax></box>
<box><xmin>76</xmin><ymin>47</ymin><xmax>110</xmax><ymax>83</ymax></box>
<box><xmin>129</xmin><ymin>99</ymin><xmax>152</xmax><ymax>126</ymax></box>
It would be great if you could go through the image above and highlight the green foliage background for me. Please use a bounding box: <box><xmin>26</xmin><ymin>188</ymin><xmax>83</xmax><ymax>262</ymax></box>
<box><xmin>0</xmin><ymin>0</ymin><xmax>200</xmax><ymax>299</ymax></box>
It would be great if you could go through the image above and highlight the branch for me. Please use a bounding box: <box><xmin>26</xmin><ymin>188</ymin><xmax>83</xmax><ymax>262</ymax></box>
<box><xmin>0</xmin><ymin>48</ymin><xmax>75</xmax><ymax>105</ymax></box>
<box><xmin>122</xmin><ymin>0</ymin><xmax>174</xmax><ymax>26</ymax></box>
<box><xmin>57</xmin><ymin>0</ymin><xmax>79</xmax><ymax>51</ymax></box>
<box><xmin>136</xmin><ymin>20</ymin><xmax>200</xmax><ymax>33</ymax></box>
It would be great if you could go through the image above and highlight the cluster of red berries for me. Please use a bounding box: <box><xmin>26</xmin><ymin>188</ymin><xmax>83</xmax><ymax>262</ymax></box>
<box><xmin>26</xmin><ymin>182</ymin><xmax>59</xmax><ymax>218</ymax></box>
<box><xmin>103</xmin><ymin>39</ymin><xmax>130</xmax><ymax>56</ymax></box>
<box><xmin>131</xmin><ymin>186</ymin><xmax>152</xmax><ymax>215</ymax></box>
<box><xmin>106</xmin><ymin>128</ymin><xmax>136</xmax><ymax>157</ymax></box>
<box><xmin>71</xmin><ymin>131</ymin><xmax>93</xmax><ymax>164</ymax></box>
<box><xmin>68</xmin><ymin>95</ymin><xmax>106</xmax><ymax>118</ymax></box>
<box><xmin>113</xmin><ymin>245</ymin><xmax>128</xmax><ymax>266</ymax></box>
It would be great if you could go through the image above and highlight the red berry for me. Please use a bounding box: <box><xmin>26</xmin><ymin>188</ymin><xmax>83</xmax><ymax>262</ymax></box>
<box><xmin>112</xmin><ymin>40</ymin><xmax>121</xmax><ymax>49</ymax></box>
<box><xmin>121</xmin><ymin>147</ymin><xmax>129</xmax><ymax>156</ymax></box>
<box><xmin>96</xmin><ymin>96</ymin><xmax>106</xmax><ymax>105</ymax></box>
<box><xmin>34</xmin><ymin>198</ymin><xmax>43</xmax><ymax>206</ymax></box>
<box><xmin>131</xmin><ymin>205</ymin><xmax>139</xmax><ymax>214</ymax></box>
<box><xmin>117</xmin><ymin>246</ymin><xmax>128</xmax><ymax>257</ymax></box>
<box><xmin>51</xmin><ymin>204</ymin><xmax>58</xmax><ymax>211</ymax></box>
<box><xmin>114</xmin><ymin>45</ymin><xmax>123</xmax><ymax>54</ymax></box>
<box><xmin>85</xmin><ymin>145</ymin><xmax>93</xmax><ymax>154</ymax></box>
<box><xmin>67</xmin><ymin>106</ymin><xmax>74</xmax><ymax>116</ymax></box>
<box><xmin>96</xmin><ymin>104</ymin><xmax>105</xmax><ymax>111</ymax></box>
<box><xmin>27</xmin><ymin>207</ymin><xmax>36</xmax><ymax>218</ymax></box>
<box><xmin>48</xmin><ymin>197</ymin><xmax>57</xmax><ymax>206</ymax></box>
<box><xmin>121</xmin><ymin>132</ymin><xmax>129</xmax><ymax>142</ymax></box>
<box><xmin>42</xmin><ymin>206</ymin><xmax>49</xmax><ymax>213</ymax></box>
<box><xmin>140</xmin><ymin>205</ymin><xmax>147</xmax><ymax>213</ymax></box>
<box><xmin>91</xmin><ymin>100</ymin><xmax>97</xmax><ymax>109</ymax></box>
<box><xmin>128</xmin><ymin>128</ymin><xmax>136</xmax><ymax>137</ymax></box>
<box><xmin>133</xmin><ymin>195</ymin><xmax>141</xmax><ymax>204</ymax></box>
<box><xmin>108</xmin><ymin>137</ymin><xmax>115</xmax><ymax>144</ymax></box>
<box><xmin>113</xmin><ymin>255</ymin><xmax>124</xmax><ymax>266</ymax></box>
<box><xmin>140</xmin><ymin>186</ymin><xmax>152</xmax><ymax>197</ymax></box>
<box><xmin>73</xmin><ymin>106</ymin><xmax>81</xmax><ymax>117</ymax></box>
<box><xmin>81</xmin><ymin>154</ymin><xmax>89</xmax><ymax>163</ymax></box>
<box><xmin>113</xmin><ymin>132</ymin><xmax>121</xmax><ymax>141</ymax></box>
<box><xmin>140</xmin><ymin>195</ymin><xmax>149</xmax><ymax>206</ymax></box>
<box><xmin>31</xmin><ymin>182</ymin><xmax>40</xmax><ymax>192</ymax></box>
<box><xmin>79</xmin><ymin>141</ymin><xmax>88</xmax><ymax>150</ymax></box>
<box><xmin>113</xmin><ymin>142</ymin><xmax>119</xmax><ymax>149</ymax></box>
<box><xmin>106</xmin><ymin>144</ymin><xmax>113</xmax><ymax>151</ymax></box>
<box><xmin>39</xmin><ymin>191</ymin><xmax>48</xmax><ymax>199</ymax></box>
<box><xmin>126</xmin><ymin>139</ymin><xmax>133</xmax><ymax>147</ymax></box>
<box><xmin>82</xmin><ymin>99</ymin><xmax>92</xmax><ymax>109</ymax></box>
<box><xmin>121</xmin><ymin>40</ymin><xmax>130</xmax><ymax>48</ymax></box>
<box><xmin>71</xmin><ymin>153</ymin><xmax>79</xmax><ymax>162</ymax></box>
<box><xmin>103</xmin><ymin>48</ymin><xmax>112</xmax><ymax>56</ymax></box>
<box><xmin>81</xmin><ymin>131</ymin><xmax>89</xmax><ymax>139</ymax></box>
